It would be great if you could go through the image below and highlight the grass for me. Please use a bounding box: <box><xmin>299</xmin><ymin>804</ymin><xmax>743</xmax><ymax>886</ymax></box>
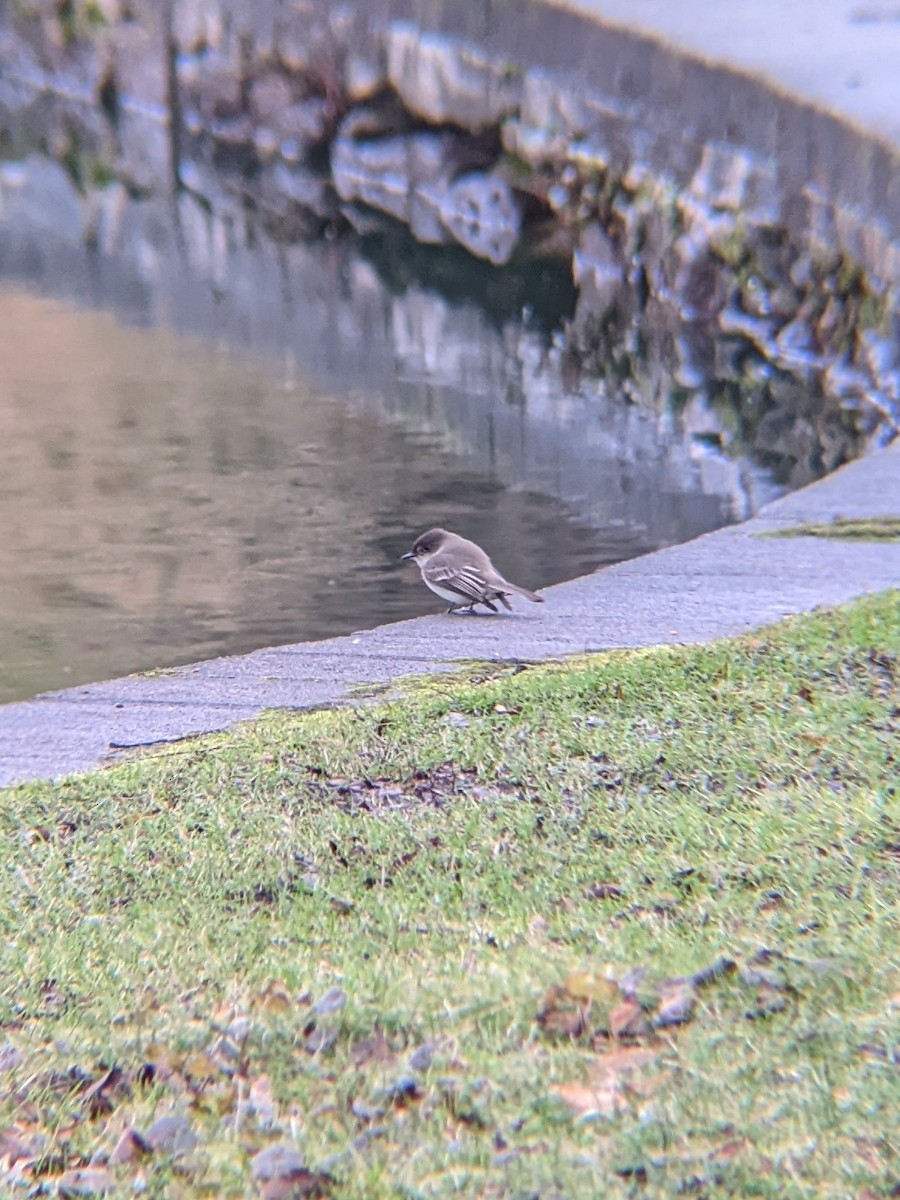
<box><xmin>1</xmin><ymin>592</ymin><xmax>898</xmax><ymax>1198</ymax></box>
<box><xmin>763</xmin><ymin>515</ymin><xmax>900</xmax><ymax>541</ymax></box>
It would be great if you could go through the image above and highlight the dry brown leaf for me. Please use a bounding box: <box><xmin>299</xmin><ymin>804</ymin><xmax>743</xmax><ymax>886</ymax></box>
<box><xmin>257</xmin><ymin>982</ymin><xmax>294</xmax><ymax>1016</ymax></box>
<box><xmin>745</xmin><ymin>984</ymin><xmax>788</xmax><ymax>1019</ymax></box>
<box><xmin>107</xmin><ymin>1127</ymin><xmax>152</xmax><ymax>1166</ymax></box>
<box><xmin>81</xmin><ymin>1067</ymin><xmax>132</xmax><ymax>1118</ymax></box>
<box><xmin>260</xmin><ymin>1172</ymin><xmax>333</xmax><ymax>1200</ymax></box>
<box><xmin>585</xmin><ymin>882</ymin><xmax>624</xmax><ymax>900</ymax></box>
<box><xmin>351</xmin><ymin>1028</ymin><xmax>395</xmax><ymax>1067</ymax></box>
<box><xmin>57</xmin><ymin>1166</ymin><xmax>115</xmax><ymax>1196</ymax></box>
<box><xmin>181</xmin><ymin>1051</ymin><xmax>221</xmax><ymax>1085</ymax></box>
<box><xmin>536</xmin><ymin>985</ymin><xmax>590</xmax><ymax>1039</ymax></box>
<box><xmin>609</xmin><ymin>1000</ymin><xmax>652</xmax><ymax>1039</ymax></box>
<box><xmin>0</xmin><ymin>1126</ymin><xmax>43</xmax><ymax>1163</ymax></box>
<box><xmin>710</xmin><ymin>1138</ymin><xmax>748</xmax><ymax>1162</ymax></box>
<box><xmin>653</xmin><ymin>979</ymin><xmax>697</xmax><ymax>1027</ymax></box>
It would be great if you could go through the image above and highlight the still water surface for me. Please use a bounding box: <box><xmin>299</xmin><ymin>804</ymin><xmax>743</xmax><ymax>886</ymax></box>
<box><xmin>0</xmin><ymin>158</ymin><xmax>825</xmax><ymax>704</ymax></box>
<box><xmin>0</xmin><ymin>284</ymin><xmax>621</xmax><ymax>703</ymax></box>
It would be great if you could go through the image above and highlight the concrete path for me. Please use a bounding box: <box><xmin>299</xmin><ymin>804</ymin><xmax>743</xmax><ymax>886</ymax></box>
<box><xmin>2</xmin><ymin>440</ymin><xmax>897</xmax><ymax>787</ymax></box>
<box><xmin>552</xmin><ymin>0</ymin><xmax>900</xmax><ymax>145</ymax></box>
<box><xmin>2</xmin><ymin>0</ymin><xmax>900</xmax><ymax>788</ymax></box>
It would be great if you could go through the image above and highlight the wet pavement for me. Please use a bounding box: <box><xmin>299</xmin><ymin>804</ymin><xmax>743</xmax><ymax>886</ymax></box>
<box><xmin>2</xmin><ymin>438</ymin><xmax>897</xmax><ymax>786</ymax></box>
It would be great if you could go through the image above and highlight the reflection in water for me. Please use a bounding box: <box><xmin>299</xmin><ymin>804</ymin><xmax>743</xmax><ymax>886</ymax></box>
<box><xmin>0</xmin><ymin>288</ymin><xmax>608</xmax><ymax>703</ymax></box>
<box><xmin>0</xmin><ymin>150</ymin><xmax>856</xmax><ymax>703</ymax></box>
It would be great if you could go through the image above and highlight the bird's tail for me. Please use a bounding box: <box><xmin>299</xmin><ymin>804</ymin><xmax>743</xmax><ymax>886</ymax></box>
<box><xmin>500</xmin><ymin>581</ymin><xmax>544</xmax><ymax>604</ymax></box>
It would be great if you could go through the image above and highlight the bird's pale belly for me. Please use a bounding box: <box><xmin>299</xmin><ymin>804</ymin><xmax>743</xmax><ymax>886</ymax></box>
<box><xmin>424</xmin><ymin>579</ymin><xmax>476</xmax><ymax>606</ymax></box>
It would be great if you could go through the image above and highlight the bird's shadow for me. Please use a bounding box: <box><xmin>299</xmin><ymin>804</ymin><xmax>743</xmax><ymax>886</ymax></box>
<box><xmin>442</xmin><ymin>608</ymin><xmax>534</xmax><ymax>619</ymax></box>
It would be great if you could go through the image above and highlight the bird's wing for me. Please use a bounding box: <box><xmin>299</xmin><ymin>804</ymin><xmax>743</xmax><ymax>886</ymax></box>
<box><xmin>424</xmin><ymin>561</ymin><xmax>488</xmax><ymax>602</ymax></box>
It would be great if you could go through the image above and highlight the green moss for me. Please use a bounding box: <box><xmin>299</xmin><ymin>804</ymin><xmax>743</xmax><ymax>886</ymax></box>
<box><xmin>764</xmin><ymin>515</ymin><xmax>900</xmax><ymax>541</ymax></box>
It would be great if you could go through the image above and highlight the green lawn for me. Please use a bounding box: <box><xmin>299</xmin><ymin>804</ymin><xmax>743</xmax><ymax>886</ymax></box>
<box><xmin>1</xmin><ymin>591</ymin><xmax>898</xmax><ymax>1198</ymax></box>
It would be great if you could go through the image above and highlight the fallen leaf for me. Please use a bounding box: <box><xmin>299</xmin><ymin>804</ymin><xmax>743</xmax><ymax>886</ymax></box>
<box><xmin>304</xmin><ymin>1026</ymin><xmax>338</xmax><ymax>1054</ymax></box>
<box><xmin>407</xmin><ymin>1043</ymin><xmax>433</xmax><ymax>1073</ymax></box>
<box><xmin>857</xmin><ymin>1043</ymin><xmax>900</xmax><ymax>1065</ymax></box>
<box><xmin>0</xmin><ymin>1126</ymin><xmax>43</xmax><ymax>1163</ymax></box>
<box><xmin>260</xmin><ymin>1172</ymin><xmax>333</xmax><ymax>1200</ymax></box>
<box><xmin>350</xmin><ymin>1096</ymin><xmax>385</xmax><ymax>1122</ymax></box>
<box><xmin>739</xmin><ymin>966</ymin><xmax>787</xmax><ymax>990</ymax></box>
<box><xmin>375</xmin><ymin>1075</ymin><xmax>421</xmax><ymax>1106</ymax></box>
<box><xmin>252</xmin><ymin>1143</ymin><xmax>306</xmax><ymax>1181</ymax></box>
<box><xmin>586</xmin><ymin>883</ymin><xmax>624</xmax><ymax>900</ymax></box>
<box><xmin>690</xmin><ymin>957</ymin><xmax>736</xmax><ymax>987</ymax></box>
<box><xmin>181</xmin><ymin>1051</ymin><xmax>221</xmax><ymax>1085</ymax></box>
<box><xmin>537</xmin><ymin>985</ymin><xmax>590</xmax><ymax>1038</ymax></box>
<box><xmin>313</xmin><ymin>987</ymin><xmax>346</xmax><ymax>1016</ymax></box>
<box><xmin>745</xmin><ymin>985</ymin><xmax>788</xmax><ymax>1019</ymax></box>
<box><xmin>136</xmin><ymin>1043</ymin><xmax>178</xmax><ymax>1089</ymax></box>
<box><xmin>143</xmin><ymin>1114</ymin><xmax>197</xmax><ymax>1156</ymax></box>
<box><xmin>351</xmin><ymin>1028</ymin><xmax>395</xmax><ymax>1067</ymax></box>
<box><xmin>609</xmin><ymin>999</ymin><xmax>652</xmax><ymax>1039</ymax></box>
<box><xmin>107</xmin><ymin>1127</ymin><xmax>152</xmax><ymax>1166</ymax></box>
<box><xmin>653</xmin><ymin>979</ymin><xmax>697</xmax><ymax>1027</ymax></box>
<box><xmin>57</xmin><ymin>1167</ymin><xmax>115</xmax><ymax>1196</ymax></box>
<box><xmin>81</xmin><ymin>1066</ymin><xmax>132</xmax><ymax>1117</ymax></box>
<box><xmin>257</xmin><ymin>982</ymin><xmax>293</xmax><ymax>1016</ymax></box>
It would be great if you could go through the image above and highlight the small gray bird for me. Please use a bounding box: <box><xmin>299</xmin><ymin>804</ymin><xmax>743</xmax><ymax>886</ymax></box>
<box><xmin>402</xmin><ymin>528</ymin><xmax>544</xmax><ymax>614</ymax></box>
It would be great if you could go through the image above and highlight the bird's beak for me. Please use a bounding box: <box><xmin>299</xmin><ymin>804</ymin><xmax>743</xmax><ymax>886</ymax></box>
<box><xmin>401</xmin><ymin>551</ymin><xmax>415</xmax><ymax>561</ymax></box>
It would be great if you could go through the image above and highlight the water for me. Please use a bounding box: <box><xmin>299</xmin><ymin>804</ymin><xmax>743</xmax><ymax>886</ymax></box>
<box><xmin>0</xmin><ymin>153</ymin><xmax>857</xmax><ymax>704</ymax></box>
<box><xmin>0</xmin><ymin>283</ymin><xmax>615</xmax><ymax>704</ymax></box>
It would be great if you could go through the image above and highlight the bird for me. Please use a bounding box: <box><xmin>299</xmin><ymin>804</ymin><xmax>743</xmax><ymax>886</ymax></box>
<box><xmin>401</xmin><ymin>528</ymin><xmax>544</xmax><ymax>614</ymax></box>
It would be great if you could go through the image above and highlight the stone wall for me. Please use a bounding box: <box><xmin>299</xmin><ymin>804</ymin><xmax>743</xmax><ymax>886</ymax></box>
<box><xmin>1</xmin><ymin>0</ymin><xmax>898</xmax><ymax>447</ymax></box>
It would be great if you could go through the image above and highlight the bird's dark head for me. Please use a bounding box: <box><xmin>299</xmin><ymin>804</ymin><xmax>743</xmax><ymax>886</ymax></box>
<box><xmin>401</xmin><ymin>528</ymin><xmax>449</xmax><ymax>562</ymax></box>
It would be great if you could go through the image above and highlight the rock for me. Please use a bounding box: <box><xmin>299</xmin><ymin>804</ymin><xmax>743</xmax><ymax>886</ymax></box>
<box><xmin>387</xmin><ymin>22</ymin><xmax>521</xmax><ymax>132</ymax></box>
<box><xmin>248</xmin><ymin>72</ymin><xmax>293</xmax><ymax>122</ymax></box>
<box><xmin>172</xmin><ymin>0</ymin><xmax>225</xmax><ymax>54</ymax></box>
<box><xmin>438</xmin><ymin>172</ymin><xmax>521</xmax><ymax>265</ymax></box>
<box><xmin>504</xmin><ymin>69</ymin><xmax>630</xmax><ymax>166</ymax></box>
<box><xmin>332</xmin><ymin>126</ymin><xmax>466</xmax><ymax>243</ymax></box>
<box><xmin>106</xmin><ymin>20</ymin><xmax>168</xmax><ymax>109</ymax></box>
<box><xmin>265</xmin><ymin>162</ymin><xmax>336</xmax><ymax>219</ymax></box>
<box><xmin>690</xmin><ymin>142</ymin><xmax>780</xmax><ymax>229</ymax></box>
<box><xmin>573</xmin><ymin>223</ymin><xmax>623</xmax><ymax>289</ymax></box>
<box><xmin>273</xmin><ymin>98</ymin><xmax>331</xmax><ymax>150</ymax></box>
<box><xmin>182</xmin><ymin>56</ymin><xmax>243</xmax><ymax>123</ymax></box>
<box><xmin>346</xmin><ymin>51</ymin><xmax>387</xmax><ymax>102</ymax></box>
<box><xmin>210</xmin><ymin>113</ymin><xmax>255</xmax><ymax>147</ymax></box>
